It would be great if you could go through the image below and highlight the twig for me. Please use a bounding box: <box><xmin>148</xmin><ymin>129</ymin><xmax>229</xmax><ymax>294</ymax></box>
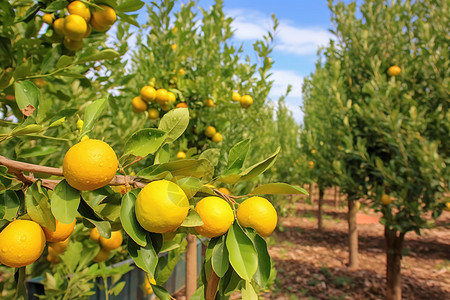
<box><xmin>0</xmin><ymin>155</ymin><xmax>147</xmax><ymax>190</ymax></box>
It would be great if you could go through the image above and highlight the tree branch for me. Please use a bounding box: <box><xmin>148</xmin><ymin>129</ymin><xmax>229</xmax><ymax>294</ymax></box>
<box><xmin>0</xmin><ymin>155</ymin><xmax>147</xmax><ymax>190</ymax></box>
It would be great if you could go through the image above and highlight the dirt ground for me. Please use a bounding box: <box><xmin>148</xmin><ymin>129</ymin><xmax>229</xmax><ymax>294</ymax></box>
<box><xmin>263</xmin><ymin>195</ymin><xmax>450</xmax><ymax>300</ymax></box>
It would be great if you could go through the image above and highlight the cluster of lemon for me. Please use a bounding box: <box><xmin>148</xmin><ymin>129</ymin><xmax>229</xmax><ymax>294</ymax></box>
<box><xmin>42</xmin><ymin>1</ymin><xmax>116</xmax><ymax>51</ymax></box>
<box><xmin>132</xmin><ymin>85</ymin><xmax>185</xmax><ymax>119</ymax></box>
<box><xmin>0</xmin><ymin>218</ymin><xmax>76</xmax><ymax>268</ymax></box>
<box><xmin>231</xmin><ymin>92</ymin><xmax>253</xmax><ymax>108</ymax></box>
<box><xmin>134</xmin><ymin>180</ymin><xmax>277</xmax><ymax>239</ymax></box>
<box><xmin>205</xmin><ymin>125</ymin><xmax>223</xmax><ymax>143</ymax></box>
<box><xmin>90</xmin><ymin>228</ymin><xmax>123</xmax><ymax>262</ymax></box>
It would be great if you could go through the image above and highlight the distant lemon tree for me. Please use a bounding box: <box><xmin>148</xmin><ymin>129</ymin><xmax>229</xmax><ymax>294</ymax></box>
<box><xmin>0</xmin><ymin>0</ymin><xmax>307</xmax><ymax>299</ymax></box>
<box><xmin>301</xmin><ymin>1</ymin><xmax>449</xmax><ymax>300</ymax></box>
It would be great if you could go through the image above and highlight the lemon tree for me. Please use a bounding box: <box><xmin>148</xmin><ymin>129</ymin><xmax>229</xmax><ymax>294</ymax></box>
<box><xmin>300</xmin><ymin>1</ymin><xmax>448</xmax><ymax>299</ymax></box>
<box><xmin>0</xmin><ymin>0</ymin><xmax>308</xmax><ymax>299</ymax></box>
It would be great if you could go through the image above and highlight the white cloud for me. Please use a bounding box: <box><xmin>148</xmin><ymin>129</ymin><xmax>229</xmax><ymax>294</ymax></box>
<box><xmin>266</xmin><ymin>70</ymin><xmax>304</xmax><ymax>124</ymax></box>
<box><xmin>268</xmin><ymin>69</ymin><xmax>303</xmax><ymax>99</ymax></box>
<box><xmin>226</xmin><ymin>8</ymin><xmax>333</xmax><ymax>56</ymax></box>
<box><xmin>276</xmin><ymin>23</ymin><xmax>333</xmax><ymax>56</ymax></box>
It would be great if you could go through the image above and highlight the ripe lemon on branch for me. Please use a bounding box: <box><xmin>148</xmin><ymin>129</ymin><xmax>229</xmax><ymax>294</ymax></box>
<box><xmin>135</xmin><ymin>180</ymin><xmax>189</xmax><ymax>233</ymax></box>
<box><xmin>42</xmin><ymin>219</ymin><xmax>76</xmax><ymax>242</ymax></box>
<box><xmin>237</xmin><ymin>196</ymin><xmax>277</xmax><ymax>237</ymax></box>
<box><xmin>63</xmin><ymin>139</ymin><xmax>118</xmax><ymax>191</ymax></box>
<box><xmin>0</xmin><ymin>220</ymin><xmax>46</xmax><ymax>268</ymax></box>
<box><xmin>195</xmin><ymin>196</ymin><xmax>234</xmax><ymax>238</ymax></box>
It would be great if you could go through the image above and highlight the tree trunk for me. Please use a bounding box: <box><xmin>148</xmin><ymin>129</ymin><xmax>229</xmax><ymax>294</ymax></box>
<box><xmin>334</xmin><ymin>186</ymin><xmax>338</xmax><ymax>208</ymax></box>
<box><xmin>347</xmin><ymin>197</ymin><xmax>359</xmax><ymax>269</ymax></box>
<box><xmin>318</xmin><ymin>188</ymin><xmax>324</xmax><ymax>231</ymax></box>
<box><xmin>205</xmin><ymin>270</ymin><xmax>220</xmax><ymax>300</ymax></box>
<box><xmin>186</xmin><ymin>234</ymin><xmax>197</xmax><ymax>299</ymax></box>
<box><xmin>385</xmin><ymin>227</ymin><xmax>405</xmax><ymax>300</ymax></box>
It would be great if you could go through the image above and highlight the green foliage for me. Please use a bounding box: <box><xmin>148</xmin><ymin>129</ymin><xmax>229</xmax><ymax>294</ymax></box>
<box><xmin>301</xmin><ymin>0</ymin><xmax>448</xmax><ymax>234</ymax></box>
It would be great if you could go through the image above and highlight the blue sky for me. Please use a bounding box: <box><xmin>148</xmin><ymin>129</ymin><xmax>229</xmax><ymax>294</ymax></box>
<box><xmin>133</xmin><ymin>1</ymin><xmax>353</xmax><ymax>122</ymax></box>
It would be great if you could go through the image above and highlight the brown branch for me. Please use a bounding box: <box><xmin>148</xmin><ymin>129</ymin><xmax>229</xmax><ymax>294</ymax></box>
<box><xmin>0</xmin><ymin>155</ymin><xmax>147</xmax><ymax>190</ymax></box>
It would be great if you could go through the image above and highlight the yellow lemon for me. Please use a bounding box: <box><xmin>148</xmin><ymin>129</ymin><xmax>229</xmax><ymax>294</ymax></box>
<box><xmin>195</xmin><ymin>196</ymin><xmax>234</xmax><ymax>238</ymax></box>
<box><xmin>211</xmin><ymin>132</ymin><xmax>223</xmax><ymax>143</ymax></box>
<box><xmin>63</xmin><ymin>37</ymin><xmax>83</xmax><ymax>51</ymax></box>
<box><xmin>205</xmin><ymin>126</ymin><xmax>216</xmax><ymax>138</ymax></box>
<box><xmin>63</xmin><ymin>14</ymin><xmax>88</xmax><ymax>40</ymax></box>
<box><xmin>135</xmin><ymin>180</ymin><xmax>189</xmax><ymax>233</ymax></box>
<box><xmin>155</xmin><ymin>89</ymin><xmax>169</xmax><ymax>105</ymax></box>
<box><xmin>237</xmin><ymin>196</ymin><xmax>277</xmax><ymax>237</ymax></box>
<box><xmin>218</xmin><ymin>187</ymin><xmax>230</xmax><ymax>195</ymax></box>
<box><xmin>176</xmin><ymin>151</ymin><xmax>186</xmax><ymax>159</ymax></box>
<box><xmin>48</xmin><ymin>237</ymin><xmax>70</xmax><ymax>254</ymax></box>
<box><xmin>132</xmin><ymin>96</ymin><xmax>148</xmax><ymax>113</ymax></box>
<box><xmin>53</xmin><ymin>18</ymin><xmax>65</xmax><ymax>36</ymax></box>
<box><xmin>42</xmin><ymin>14</ymin><xmax>54</xmax><ymax>25</ymax></box>
<box><xmin>0</xmin><ymin>220</ymin><xmax>46</xmax><ymax>268</ymax></box>
<box><xmin>148</xmin><ymin>108</ymin><xmax>159</xmax><ymax>120</ymax></box>
<box><xmin>204</xmin><ymin>99</ymin><xmax>215</xmax><ymax>107</ymax></box>
<box><xmin>93</xmin><ymin>247</ymin><xmax>110</xmax><ymax>263</ymax></box>
<box><xmin>240</xmin><ymin>95</ymin><xmax>253</xmax><ymax>108</ymax></box>
<box><xmin>99</xmin><ymin>231</ymin><xmax>123</xmax><ymax>251</ymax></box>
<box><xmin>90</xmin><ymin>5</ymin><xmax>116</xmax><ymax>32</ymax></box>
<box><xmin>90</xmin><ymin>227</ymin><xmax>100</xmax><ymax>243</ymax></box>
<box><xmin>231</xmin><ymin>92</ymin><xmax>241</xmax><ymax>102</ymax></box>
<box><xmin>387</xmin><ymin>65</ymin><xmax>401</xmax><ymax>76</ymax></box>
<box><xmin>63</xmin><ymin>139</ymin><xmax>118</xmax><ymax>191</ymax></box>
<box><xmin>42</xmin><ymin>219</ymin><xmax>76</xmax><ymax>242</ymax></box>
<box><xmin>141</xmin><ymin>86</ymin><xmax>156</xmax><ymax>102</ymax></box>
<box><xmin>67</xmin><ymin>0</ymin><xmax>91</xmax><ymax>22</ymax></box>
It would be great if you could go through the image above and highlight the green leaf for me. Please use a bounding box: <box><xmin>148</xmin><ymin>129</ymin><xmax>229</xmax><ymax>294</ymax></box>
<box><xmin>241</xmin><ymin>281</ymin><xmax>257</xmax><ymax>300</ymax></box>
<box><xmin>154</xmin><ymin>144</ymin><xmax>170</xmax><ymax>164</ymax></box>
<box><xmin>158</xmin><ymin>108</ymin><xmax>189</xmax><ymax>144</ymax></box>
<box><xmin>26</xmin><ymin>181</ymin><xmax>56</xmax><ymax>230</ymax></box>
<box><xmin>40</xmin><ymin>46</ymin><xmax>61</xmax><ymax>74</ymax></box>
<box><xmin>128</xmin><ymin>235</ymin><xmax>158</xmax><ymax>277</ymax></box>
<box><xmin>220</xmin><ymin>267</ymin><xmax>242</xmax><ymax>296</ymax></box>
<box><xmin>199</xmin><ymin>148</ymin><xmax>220</xmax><ymax>167</ymax></box>
<box><xmin>120</xmin><ymin>192</ymin><xmax>147</xmax><ymax>246</ymax></box>
<box><xmin>10</xmin><ymin>124</ymin><xmax>43</xmax><ymax>136</ymax></box>
<box><xmin>78</xmin><ymin>198</ymin><xmax>111</xmax><ymax>238</ymax></box>
<box><xmin>17</xmin><ymin>145</ymin><xmax>59</xmax><ymax>158</ymax></box>
<box><xmin>250</xmin><ymin>231</ymin><xmax>271</xmax><ymax>287</ymax></box>
<box><xmin>117</xmin><ymin>0</ymin><xmax>145</xmax><ymax>12</ymax></box>
<box><xmin>80</xmin><ymin>98</ymin><xmax>108</xmax><ymax>137</ymax></box>
<box><xmin>177</xmin><ymin>177</ymin><xmax>202</xmax><ymax>199</ymax></box>
<box><xmin>180</xmin><ymin>209</ymin><xmax>203</xmax><ymax>227</ymax></box>
<box><xmin>249</xmin><ymin>183</ymin><xmax>308</xmax><ymax>195</ymax></box>
<box><xmin>41</xmin><ymin>0</ymin><xmax>67</xmax><ymax>13</ymax></box>
<box><xmin>151</xmin><ymin>285</ymin><xmax>171</xmax><ymax>300</ymax></box>
<box><xmin>190</xmin><ymin>286</ymin><xmax>205</xmax><ymax>300</ymax></box>
<box><xmin>117</xmin><ymin>12</ymin><xmax>140</xmax><ymax>27</ymax></box>
<box><xmin>14</xmin><ymin>81</ymin><xmax>39</xmax><ymax>114</ymax></box>
<box><xmin>219</xmin><ymin>147</ymin><xmax>280</xmax><ymax>184</ymax></box>
<box><xmin>212</xmin><ymin>235</ymin><xmax>229</xmax><ymax>277</ymax></box>
<box><xmin>48</xmin><ymin>117</ymin><xmax>66</xmax><ymax>128</ymax></box>
<box><xmin>77</xmin><ymin>49</ymin><xmax>121</xmax><ymax>64</ymax></box>
<box><xmin>56</xmin><ymin>55</ymin><xmax>75</xmax><ymax>69</ymax></box>
<box><xmin>223</xmin><ymin>139</ymin><xmax>251</xmax><ymax>175</ymax></box>
<box><xmin>138</xmin><ymin>159</ymin><xmax>213</xmax><ymax>180</ymax></box>
<box><xmin>0</xmin><ymin>190</ymin><xmax>20</xmax><ymax>221</ymax></box>
<box><xmin>51</xmin><ymin>180</ymin><xmax>80</xmax><ymax>224</ymax></box>
<box><xmin>225</xmin><ymin>222</ymin><xmax>258</xmax><ymax>281</ymax></box>
<box><xmin>123</xmin><ymin>128</ymin><xmax>166</xmax><ymax>157</ymax></box>
<box><xmin>112</xmin><ymin>281</ymin><xmax>126</xmax><ymax>296</ymax></box>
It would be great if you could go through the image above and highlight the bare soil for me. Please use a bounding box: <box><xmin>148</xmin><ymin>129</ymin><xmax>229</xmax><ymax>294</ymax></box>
<box><xmin>263</xmin><ymin>196</ymin><xmax>450</xmax><ymax>300</ymax></box>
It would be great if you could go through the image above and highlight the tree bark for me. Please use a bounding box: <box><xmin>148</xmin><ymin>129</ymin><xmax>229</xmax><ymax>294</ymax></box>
<box><xmin>347</xmin><ymin>197</ymin><xmax>359</xmax><ymax>269</ymax></box>
<box><xmin>334</xmin><ymin>186</ymin><xmax>338</xmax><ymax>208</ymax></box>
<box><xmin>318</xmin><ymin>188</ymin><xmax>324</xmax><ymax>231</ymax></box>
<box><xmin>385</xmin><ymin>227</ymin><xmax>405</xmax><ymax>300</ymax></box>
<box><xmin>205</xmin><ymin>270</ymin><xmax>220</xmax><ymax>300</ymax></box>
<box><xmin>186</xmin><ymin>234</ymin><xmax>197</xmax><ymax>299</ymax></box>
